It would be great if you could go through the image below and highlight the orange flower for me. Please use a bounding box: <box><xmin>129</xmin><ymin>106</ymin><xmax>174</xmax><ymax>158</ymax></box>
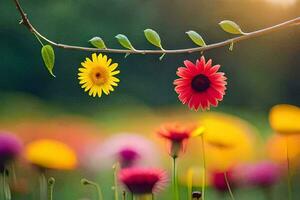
<box><xmin>157</xmin><ymin>123</ymin><xmax>203</xmax><ymax>158</ymax></box>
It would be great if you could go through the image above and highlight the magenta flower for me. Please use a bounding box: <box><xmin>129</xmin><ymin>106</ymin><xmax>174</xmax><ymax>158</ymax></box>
<box><xmin>245</xmin><ymin>161</ymin><xmax>281</xmax><ymax>187</ymax></box>
<box><xmin>87</xmin><ymin>133</ymin><xmax>161</xmax><ymax>171</ymax></box>
<box><xmin>211</xmin><ymin>170</ymin><xmax>235</xmax><ymax>192</ymax></box>
<box><xmin>0</xmin><ymin>133</ymin><xmax>22</xmax><ymax>171</ymax></box>
<box><xmin>119</xmin><ymin>168</ymin><xmax>168</xmax><ymax>195</ymax></box>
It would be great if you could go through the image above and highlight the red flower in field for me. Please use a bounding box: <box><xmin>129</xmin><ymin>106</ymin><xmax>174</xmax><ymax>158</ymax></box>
<box><xmin>158</xmin><ymin>123</ymin><xmax>203</xmax><ymax>158</ymax></box>
<box><xmin>119</xmin><ymin>168</ymin><xmax>168</xmax><ymax>195</ymax></box>
<box><xmin>174</xmin><ymin>56</ymin><xmax>227</xmax><ymax>111</ymax></box>
<box><xmin>211</xmin><ymin>170</ymin><xmax>235</xmax><ymax>192</ymax></box>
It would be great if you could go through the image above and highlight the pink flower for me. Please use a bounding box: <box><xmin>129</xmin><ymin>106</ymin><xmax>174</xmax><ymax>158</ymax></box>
<box><xmin>87</xmin><ymin>133</ymin><xmax>161</xmax><ymax>171</ymax></box>
<box><xmin>119</xmin><ymin>168</ymin><xmax>168</xmax><ymax>194</ymax></box>
<box><xmin>174</xmin><ymin>56</ymin><xmax>227</xmax><ymax>111</ymax></box>
<box><xmin>245</xmin><ymin>161</ymin><xmax>281</xmax><ymax>187</ymax></box>
<box><xmin>0</xmin><ymin>133</ymin><xmax>22</xmax><ymax>170</ymax></box>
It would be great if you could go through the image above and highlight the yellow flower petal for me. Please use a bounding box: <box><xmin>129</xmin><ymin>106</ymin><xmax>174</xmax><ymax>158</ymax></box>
<box><xmin>269</xmin><ymin>104</ymin><xmax>300</xmax><ymax>134</ymax></box>
<box><xmin>111</xmin><ymin>70</ymin><xmax>120</xmax><ymax>75</ymax></box>
<box><xmin>92</xmin><ymin>53</ymin><xmax>98</xmax><ymax>63</ymax></box>
<box><xmin>109</xmin><ymin>63</ymin><xmax>118</xmax><ymax>71</ymax></box>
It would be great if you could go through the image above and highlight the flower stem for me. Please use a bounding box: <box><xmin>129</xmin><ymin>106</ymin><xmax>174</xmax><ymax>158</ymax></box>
<box><xmin>3</xmin><ymin>169</ymin><xmax>11</xmax><ymax>200</ymax></box>
<box><xmin>47</xmin><ymin>177</ymin><xmax>55</xmax><ymax>200</ymax></box>
<box><xmin>187</xmin><ymin>169</ymin><xmax>193</xmax><ymax>200</ymax></box>
<box><xmin>133</xmin><ymin>194</ymin><xmax>153</xmax><ymax>200</ymax></box>
<box><xmin>263</xmin><ymin>187</ymin><xmax>273</xmax><ymax>200</ymax></box>
<box><xmin>81</xmin><ymin>178</ymin><xmax>103</xmax><ymax>200</ymax></box>
<box><xmin>113</xmin><ymin>163</ymin><xmax>119</xmax><ymax>200</ymax></box>
<box><xmin>122</xmin><ymin>191</ymin><xmax>126</xmax><ymax>200</ymax></box>
<box><xmin>286</xmin><ymin>136</ymin><xmax>292</xmax><ymax>200</ymax></box>
<box><xmin>172</xmin><ymin>156</ymin><xmax>179</xmax><ymax>200</ymax></box>
<box><xmin>200</xmin><ymin>134</ymin><xmax>206</xmax><ymax>200</ymax></box>
<box><xmin>224</xmin><ymin>172</ymin><xmax>235</xmax><ymax>200</ymax></box>
<box><xmin>39</xmin><ymin>172</ymin><xmax>47</xmax><ymax>200</ymax></box>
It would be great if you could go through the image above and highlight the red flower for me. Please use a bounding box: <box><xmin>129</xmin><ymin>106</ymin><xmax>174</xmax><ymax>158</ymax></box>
<box><xmin>119</xmin><ymin>168</ymin><xmax>168</xmax><ymax>194</ymax></box>
<box><xmin>158</xmin><ymin>123</ymin><xmax>199</xmax><ymax>158</ymax></box>
<box><xmin>211</xmin><ymin>170</ymin><xmax>235</xmax><ymax>192</ymax></box>
<box><xmin>174</xmin><ymin>56</ymin><xmax>227</xmax><ymax>111</ymax></box>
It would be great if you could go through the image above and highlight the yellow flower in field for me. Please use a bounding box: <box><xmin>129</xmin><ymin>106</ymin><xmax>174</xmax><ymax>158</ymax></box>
<box><xmin>269</xmin><ymin>104</ymin><xmax>300</xmax><ymax>135</ymax></box>
<box><xmin>199</xmin><ymin>112</ymin><xmax>257</xmax><ymax>171</ymax></box>
<box><xmin>25</xmin><ymin>139</ymin><xmax>77</xmax><ymax>170</ymax></box>
<box><xmin>267</xmin><ymin>134</ymin><xmax>300</xmax><ymax>167</ymax></box>
<box><xmin>78</xmin><ymin>53</ymin><xmax>120</xmax><ymax>97</ymax></box>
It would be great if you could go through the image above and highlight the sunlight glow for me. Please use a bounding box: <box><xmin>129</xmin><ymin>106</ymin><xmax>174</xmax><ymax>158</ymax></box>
<box><xmin>265</xmin><ymin>0</ymin><xmax>297</xmax><ymax>6</ymax></box>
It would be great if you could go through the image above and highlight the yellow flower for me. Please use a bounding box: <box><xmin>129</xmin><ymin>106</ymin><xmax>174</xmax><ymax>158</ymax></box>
<box><xmin>199</xmin><ymin>112</ymin><xmax>257</xmax><ymax>171</ymax></box>
<box><xmin>78</xmin><ymin>53</ymin><xmax>120</xmax><ymax>97</ymax></box>
<box><xmin>269</xmin><ymin>104</ymin><xmax>300</xmax><ymax>135</ymax></box>
<box><xmin>267</xmin><ymin>134</ymin><xmax>300</xmax><ymax>167</ymax></box>
<box><xmin>25</xmin><ymin>139</ymin><xmax>78</xmax><ymax>170</ymax></box>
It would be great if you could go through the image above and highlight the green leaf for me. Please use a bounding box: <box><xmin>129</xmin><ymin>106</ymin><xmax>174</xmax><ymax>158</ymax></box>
<box><xmin>144</xmin><ymin>29</ymin><xmax>163</xmax><ymax>49</ymax></box>
<box><xmin>186</xmin><ymin>30</ymin><xmax>206</xmax><ymax>46</ymax></box>
<box><xmin>89</xmin><ymin>37</ymin><xmax>106</xmax><ymax>49</ymax></box>
<box><xmin>41</xmin><ymin>45</ymin><xmax>55</xmax><ymax>77</ymax></box>
<box><xmin>115</xmin><ymin>34</ymin><xmax>135</xmax><ymax>50</ymax></box>
<box><xmin>219</xmin><ymin>20</ymin><xmax>245</xmax><ymax>35</ymax></box>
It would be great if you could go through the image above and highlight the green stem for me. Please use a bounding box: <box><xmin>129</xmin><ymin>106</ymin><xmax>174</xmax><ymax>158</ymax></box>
<box><xmin>3</xmin><ymin>169</ymin><xmax>11</xmax><ymax>200</ymax></box>
<box><xmin>34</xmin><ymin>33</ymin><xmax>44</xmax><ymax>46</ymax></box>
<box><xmin>224</xmin><ymin>172</ymin><xmax>235</xmax><ymax>200</ymax></box>
<box><xmin>133</xmin><ymin>194</ymin><xmax>153</xmax><ymax>200</ymax></box>
<box><xmin>122</xmin><ymin>191</ymin><xmax>126</xmax><ymax>200</ymax></box>
<box><xmin>200</xmin><ymin>134</ymin><xmax>206</xmax><ymax>200</ymax></box>
<box><xmin>172</xmin><ymin>157</ymin><xmax>179</xmax><ymax>200</ymax></box>
<box><xmin>263</xmin><ymin>187</ymin><xmax>273</xmax><ymax>200</ymax></box>
<box><xmin>286</xmin><ymin>136</ymin><xmax>292</xmax><ymax>200</ymax></box>
<box><xmin>113</xmin><ymin>164</ymin><xmax>119</xmax><ymax>200</ymax></box>
<box><xmin>81</xmin><ymin>178</ymin><xmax>103</xmax><ymax>200</ymax></box>
<box><xmin>39</xmin><ymin>173</ymin><xmax>47</xmax><ymax>200</ymax></box>
<box><xmin>48</xmin><ymin>177</ymin><xmax>55</xmax><ymax>200</ymax></box>
<box><xmin>1</xmin><ymin>172</ymin><xmax>5</xmax><ymax>200</ymax></box>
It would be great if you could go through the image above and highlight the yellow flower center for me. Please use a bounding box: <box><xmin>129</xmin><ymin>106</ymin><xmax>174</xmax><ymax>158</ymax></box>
<box><xmin>90</xmin><ymin>66</ymin><xmax>109</xmax><ymax>85</ymax></box>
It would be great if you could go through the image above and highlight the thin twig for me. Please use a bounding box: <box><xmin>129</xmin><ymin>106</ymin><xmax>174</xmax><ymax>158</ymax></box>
<box><xmin>12</xmin><ymin>0</ymin><xmax>300</xmax><ymax>54</ymax></box>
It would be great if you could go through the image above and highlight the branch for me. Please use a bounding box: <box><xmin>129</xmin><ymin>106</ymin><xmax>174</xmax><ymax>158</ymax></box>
<box><xmin>13</xmin><ymin>0</ymin><xmax>300</xmax><ymax>55</ymax></box>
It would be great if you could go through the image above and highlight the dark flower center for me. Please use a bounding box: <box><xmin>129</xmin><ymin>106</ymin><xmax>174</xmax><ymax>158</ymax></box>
<box><xmin>191</xmin><ymin>74</ymin><xmax>210</xmax><ymax>92</ymax></box>
<box><xmin>95</xmin><ymin>72</ymin><xmax>101</xmax><ymax>79</ymax></box>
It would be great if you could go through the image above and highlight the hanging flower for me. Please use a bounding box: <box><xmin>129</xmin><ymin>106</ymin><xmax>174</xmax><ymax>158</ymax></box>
<box><xmin>174</xmin><ymin>56</ymin><xmax>227</xmax><ymax>111</ymax></box>
<box><xmin>157</xmin><ymin>123</ymin><xmax>203</xmax><ymax>158</ymax></box>
<box><xmin>0</xmin><ymin>133</ymin><xmax>22</xmax><ymax>171</ymax></box>
<box><xmin>25</xmin><ymin>139</ymin><xmax>78</xmax><ymax>170</ymax></box>
<box><xmin>119</xmin><ymin>168</ymin><xmax>168</xmax><ymax>195</ymax></box>
<box><xmin>78</xmin><ymin>53</ymin><xmax>120</xmax><ymax>97</ymax></box>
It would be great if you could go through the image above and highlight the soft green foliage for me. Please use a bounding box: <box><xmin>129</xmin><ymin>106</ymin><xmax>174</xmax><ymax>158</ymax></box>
<box><xmin>89</xmin><ymin>37</ymin><xmax>107</xmax><ymax>49</ymax></box>
<box><xmin>144</xmin><ymin>29</ymin><xmax>163</xmax><ymax>49</ymax></box>
<box><xmin>41</xmin><ymin>45</ymin><xmax>55</xmax><ymax>77</ymax></box>
<box><xmin>219</xmin><ymin>20</ymin><xmax>245</xmax><ymax>35</ymax></box>
<box><xmin>186</xmin><ymin>31</ymin><xmax>206</xmax><ymax>46</ymax></box>
<box><xmin>115</xmin><ymin>34</ymin><xmax>135</xmax><ymax>50</ymax></box>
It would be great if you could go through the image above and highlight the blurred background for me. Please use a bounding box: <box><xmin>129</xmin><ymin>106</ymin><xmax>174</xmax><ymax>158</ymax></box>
<box><xmin>0</xmin><ymin>0</ymin><xmax>300</xmax><ymax>200</ymax></box>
